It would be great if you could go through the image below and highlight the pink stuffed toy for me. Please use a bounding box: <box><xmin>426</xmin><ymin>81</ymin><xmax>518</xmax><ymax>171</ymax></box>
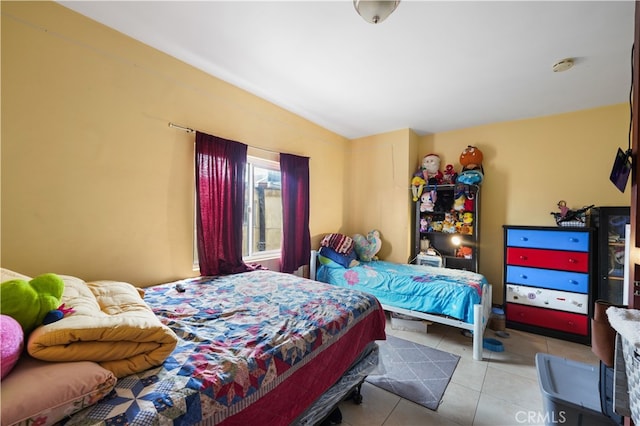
<box><xmin>0</xmin><ymin>314</ymin><xmax>23</xmax><ymax>379</ymax></box>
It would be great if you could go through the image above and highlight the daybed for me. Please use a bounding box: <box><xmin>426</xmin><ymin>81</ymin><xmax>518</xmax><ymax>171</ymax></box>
<box><xmin>0</xmin><ymin>268</ymin><xmax>386</xmax><ymax>426</ymax></box>
<box><xmin>311</xmin><ymin>248</ymin><xmax>492</xmax><ymax>361</ymax></box>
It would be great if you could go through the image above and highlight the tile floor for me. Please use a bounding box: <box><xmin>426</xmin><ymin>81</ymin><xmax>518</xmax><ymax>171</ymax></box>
<box><xmin>337</xmin><ymin>315</ymin><xmax>600</xmax><ymax>426</ymax></box>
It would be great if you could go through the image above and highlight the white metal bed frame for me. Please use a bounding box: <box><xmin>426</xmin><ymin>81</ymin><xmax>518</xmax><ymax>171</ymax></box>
<box><xmin>310</xmin><ymin>250</ymin><xmax>492</xmax><ymax>361</ymax></box>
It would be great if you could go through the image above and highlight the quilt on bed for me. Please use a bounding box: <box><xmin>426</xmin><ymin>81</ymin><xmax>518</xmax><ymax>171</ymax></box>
<box><xmin>61</xmin><ymin>270</ymin><xmax>386</xmax><ymax>426</ymax></box>
<box><xmin>316</xmin><ymin>259</ymin><xmax>486</xmax><ymax>324</ymax></box>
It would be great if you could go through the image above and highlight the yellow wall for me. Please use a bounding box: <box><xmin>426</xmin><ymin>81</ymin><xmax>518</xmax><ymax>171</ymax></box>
<box><xmin>420</xmin><ymin>104</ymin><xmax>631</xmax><ymax>300</ymax></box>
<box><xmin>346</xmin><ymin>129</ymin><xmax>419</xmax><ymax>263</ymax></box>
<box><xmin>1</xmin><ymin>2</ymin><xmax>632</xmax><ymax>302</ymax></box>
<box><xmin>1</xmin><ymin>1</ymin><xmax>348</xmax><ymax>285</ymax></box>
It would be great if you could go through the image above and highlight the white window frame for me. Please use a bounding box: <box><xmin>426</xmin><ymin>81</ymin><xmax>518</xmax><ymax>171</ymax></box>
<box><xmin>243</xmin><ymin>155</ymin><xmax>282</xmax><ymax>261</ymax></box>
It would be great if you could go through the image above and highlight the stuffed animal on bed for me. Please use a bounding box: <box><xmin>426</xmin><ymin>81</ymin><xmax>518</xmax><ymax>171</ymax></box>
<box><xmin>353</xmin><ymin>230</ymin><xmax>382</xmax><ymax>262</ymax></box>
<box><xmin>0</xmin><ymin>314</ymin><xmax>23</xmax><ymax>379</ymax></box>
<box><xmin>0</xmin><ymin>273</ymin><xmax>68</xmax><ymax>335</ymax></box>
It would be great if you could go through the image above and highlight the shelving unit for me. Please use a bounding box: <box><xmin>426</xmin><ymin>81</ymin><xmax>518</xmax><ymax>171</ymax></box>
<box><xmin>590</xmin><ymin>206</ymin><xmax>630</xmax><ymax>305</ymax></box>
<box><xmin>413</xmin><ymin>184</ymin><xmax>480</xmax><ymax>272</ymax></box>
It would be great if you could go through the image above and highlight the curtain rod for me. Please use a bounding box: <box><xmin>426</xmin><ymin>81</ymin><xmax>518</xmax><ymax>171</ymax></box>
<box><xmin>168</xmin><ymin>122</ymin><xmax>290</xmax><ymax>156</ymax></box>
<box><xmin>168</xmin><ymin>122</ymin><xmax>195</xmax><ymax>133</ymax></box>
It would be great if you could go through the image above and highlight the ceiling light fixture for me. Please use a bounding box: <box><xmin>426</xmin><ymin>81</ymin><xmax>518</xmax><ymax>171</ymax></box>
<box><xmin>353</xmin><ymin>0</ymin><xmax>400</xmax><ymax>24</ymax></box>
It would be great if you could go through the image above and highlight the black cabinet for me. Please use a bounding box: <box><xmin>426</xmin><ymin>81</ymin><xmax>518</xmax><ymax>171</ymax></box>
<box><xmin>414</xmin><ymin>184</ymin><xmax>479</xmax><ymax>272</ymax></box>
<box><xmin>591</xmin><ymin>206</ymin><xmax>630</xmax><ymax>305</ymax></box>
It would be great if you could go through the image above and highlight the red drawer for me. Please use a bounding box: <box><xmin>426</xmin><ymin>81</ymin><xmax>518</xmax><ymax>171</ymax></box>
<box><xmin>506</xmin><ymin>303</ymin><xmax>588</xmax><ymax>336</ymax></box>
<box><xmin>506</xmin><ymin>247</ymin><xmax>589</xmax><ymax>273</ymax></box>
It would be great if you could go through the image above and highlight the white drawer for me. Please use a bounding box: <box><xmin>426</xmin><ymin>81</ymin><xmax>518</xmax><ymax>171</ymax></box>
<box><xmin>506</xmin><ymin>284</ymin><xmax>588</xmax><ymax>314</ymax></box>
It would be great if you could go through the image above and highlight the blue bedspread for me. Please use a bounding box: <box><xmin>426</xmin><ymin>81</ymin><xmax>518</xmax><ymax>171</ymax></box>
<box><xmin>316</xmin><ymin>259</ymin><xmax>486</xmax><ymax>324</ymax></box>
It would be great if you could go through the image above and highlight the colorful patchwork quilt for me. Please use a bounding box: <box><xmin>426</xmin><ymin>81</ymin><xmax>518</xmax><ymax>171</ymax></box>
<box><xmin>316</xmin><ymin>259</ymin><xmax>486</xmax><ymax>324</ymax></box>
<box><xmin>61</xmin><ymin>270</ymin><xmax>386</xmax><ymax>425</ymax></box>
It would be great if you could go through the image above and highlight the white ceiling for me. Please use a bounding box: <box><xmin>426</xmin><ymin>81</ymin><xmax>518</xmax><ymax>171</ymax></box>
<box><xmin>58</xmin><ymin>1</ymin><xmax>635</xmax><ymax>139</ymax></box>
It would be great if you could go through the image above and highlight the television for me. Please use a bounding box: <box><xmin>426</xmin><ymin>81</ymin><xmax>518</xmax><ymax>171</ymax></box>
<box><xmin>610</xmin><ymin>148</ymin><xmax>631</xmax><ymax>193</ymax></box>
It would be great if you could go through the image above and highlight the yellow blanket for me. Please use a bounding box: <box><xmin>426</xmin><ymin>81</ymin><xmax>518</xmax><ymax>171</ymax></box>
<box><xmin>28</xmin><ymin>275</ymin><xmax>178</xmax><ymax>378</ymax></box>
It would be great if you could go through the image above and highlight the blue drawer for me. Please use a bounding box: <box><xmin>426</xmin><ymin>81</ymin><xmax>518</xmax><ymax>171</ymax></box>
<box><xmin>506</xmin><ymin>229</ymin><xmax>589</xmax><ymax>252</ymax></box>
<box><xmin>506</xmin><ymin>265</ymin><xmax>589</xmax><ymax>294</ymax></box>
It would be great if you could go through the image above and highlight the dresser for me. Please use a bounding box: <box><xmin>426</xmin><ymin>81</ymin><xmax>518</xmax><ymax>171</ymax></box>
<box><xmin>503</xmin><ymin>225</ymin><xmax>595</xmax><ymax>344</ymax></box>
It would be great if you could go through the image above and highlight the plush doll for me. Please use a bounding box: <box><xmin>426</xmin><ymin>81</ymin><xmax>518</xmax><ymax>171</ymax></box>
<box><xmin>411</xmin><ymin>175</ymin><xmax>426</xmax><ymax>202</ymax></box>
<box><xmin>421</xmin><ymin>154</ymin><xmax>443</xmax><ymax>185</ymax></box>
<box><xmin>353</xmin><ymin>230</ymin><xmax>382</xmax><ymax>262</ymax></box>
<box><xmin>442</xmin><ymin>212</ymin><xmax>456</xmax><ymax>233</ymax></box>
<box><xmin>464</xmin><ymin>192</ymin><xmax>475</xmax><ymax>211</ymax></box>
<box><xmin>458</xmin><ymin>145</ymin><xmax>485</xmax><ymax>185</ymax></box>
<box><xmin>420</xmin><ymin>217</ymin><xmax>429</xmax><ymax>232</ymax></box>
<box><xmin>0</xmin><ymin>273</ymin><xmax>70</xmax><ymax>335</ymax></box>
<box><xmin>442</xmin><ymin>164</ymin><xmax>458</xmax><ymax>184</ymax></box>
<box><xmin>459</xmin><ymin>145</ymin><xmax>484</xmax><ymax>173</ymax></box>
<box><xmin>453</xmin><ymin>190</ymin><xmax>466</xmax><ymax>211</ymax></box>
<box><xmin>420</xmin><ymin>190</ymin><xmax>436</xmax><ymax>212</ymax></box>
<box><xmin>460</xmin><ymin>212</ymin><xmax>474</xmax><ymax>234</ymax></box>
<box><xmin>0</xmin><ymin>314</ymin><xmax>23</xmax><ymax>379</ymax></box>
<box><xmin>456</xmin><ymin>246</ymin><xmax>473</xmax><ymax>259</ymax></box>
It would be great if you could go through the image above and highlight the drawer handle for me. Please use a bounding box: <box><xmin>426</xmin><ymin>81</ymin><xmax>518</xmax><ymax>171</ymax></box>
<box><xmin>519</xmin><ymin>274</ymin><xmax>528</xmax><ymax>279</ymax></box>
<box><xmin>569</xmin><ymin>238</ymin><xmax>578</xmax><ymax>243</ymax></box>
<box><xmin>568</xmin><ymin>280</ymin><xmax>578</xmax><ymax>285</ymax></box>
<box><xmin>519</xmin><ymin>255</ymin><xmax>527</xmax><ymax>260</ymax></box>
<box><xmin>568</xmin><ymin>258</ymin><xmax>576</xmax><ymax>264</ymax></box>
<box><xmin>568</xmin><ymin>321</ymin><xmax>574</xmax><ymax>326</ymax></box>
<box><xmin>520</xmin><ymin>237</ymin><xmax>529</xmax><ymax>242</ymax></box>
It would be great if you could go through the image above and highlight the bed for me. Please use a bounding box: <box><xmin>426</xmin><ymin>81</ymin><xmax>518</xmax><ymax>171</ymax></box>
<box><xmin>1</xmin><ymin>269</ymin><xmax>386</xmax><ymax>426</ymax></box>
<box><xmin>311</xmin><ymin>250</ymin><xmax>492</xmax><ymax>361</ymax></box>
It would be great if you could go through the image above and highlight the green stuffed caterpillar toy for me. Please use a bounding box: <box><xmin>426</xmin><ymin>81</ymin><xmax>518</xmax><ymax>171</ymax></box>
<box><xmin>0</xmin><ymin>273</ymin><xmax>71</xmax><ymax>335</ymax></box>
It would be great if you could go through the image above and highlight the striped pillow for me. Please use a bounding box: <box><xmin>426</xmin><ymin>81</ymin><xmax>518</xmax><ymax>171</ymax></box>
<box><xmin>320</xmin><ymin>233</ymin><xmax>355</xmax><ymax>255</ymax></box>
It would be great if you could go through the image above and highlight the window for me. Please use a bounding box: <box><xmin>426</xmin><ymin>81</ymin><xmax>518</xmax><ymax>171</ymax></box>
<box><xmin>193</xmin><ymin>156</ymin><xmax>282</xmax><ymax>268</ymax></box>
<box><xmin>243</xmin><ymin>156</ymin><xmax>282</xmax><ymax>259</ymax></box>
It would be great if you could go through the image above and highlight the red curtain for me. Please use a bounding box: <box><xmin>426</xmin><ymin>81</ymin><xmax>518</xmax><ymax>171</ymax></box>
<box><xmin>279</xmin><ymin>153</ymin><xmax>311</xmax><ymax>273</ymax></box>
<box><xmin>195</xmin><ymin>131</ymin><xmax>250</xmax><ymax>276</ymax></box>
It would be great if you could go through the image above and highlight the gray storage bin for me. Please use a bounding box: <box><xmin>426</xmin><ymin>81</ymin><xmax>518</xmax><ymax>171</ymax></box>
<box><xmin>535</xmin><ymin>353</ymin><xmax>616</xmax><ymax>426</ymax></box>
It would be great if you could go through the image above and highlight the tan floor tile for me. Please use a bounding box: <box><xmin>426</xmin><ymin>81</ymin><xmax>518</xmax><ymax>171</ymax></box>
<box><xmin>450</xmin><ymin>355</ymin><xmax>488</xmax><ymax>392</ymax></box>
<box><xmin>545</xmin><ymin>336</ymin><xmax>599</xmax><ymax>365</ymax></box>
<box><xmin>481</xmin><ymin>365</ymin><xmax>543</xmax><ymax>409</ymax></box>
<box><xmin>492</xmin><ymin>328</ymin><xmax>548</xmax><ymax>358</ymax></box>
<box><xmin>339</xmin><ymin>382</ymin><xmax>400</xmax><ymax>426</ymax></box>
<box><xmin>484</xmin><ymin>350</ymin><xmax>538</xmax><ymax>381</ymax></box>
<box><xmin>473</xmin><ymin>392</ymin><xmax>545</xmax><ymax>426</ymax></box>
<box><xmin>383</xmin><ymin>398</ymin><xmax>464</xmax><ymax>426</ymax></box>
<box><xmin>437</xmin><ymin>381</ymin><xmax>481</xmax><ymax>426</ymax></box>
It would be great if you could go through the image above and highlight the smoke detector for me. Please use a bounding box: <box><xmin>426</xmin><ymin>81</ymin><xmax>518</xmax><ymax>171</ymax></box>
<box><xmin>552</xmin><ymin>58</ymin><xmax>574</xmax><ymax>73</ymax></box>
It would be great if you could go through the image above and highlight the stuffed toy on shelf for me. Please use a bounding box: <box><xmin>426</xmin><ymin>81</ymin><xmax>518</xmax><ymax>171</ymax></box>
<box><xmin>457</xmin><ymin>145</ymin><xmax>484</xmax><ymax>185</ymax></box>
<box><xmin>421</xmin><ymin>154</ymin><xmax>443</xmax><ymax>185</ymax></box>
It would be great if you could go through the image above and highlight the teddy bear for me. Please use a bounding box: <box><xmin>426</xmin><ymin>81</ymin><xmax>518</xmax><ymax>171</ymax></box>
<box><xmin>0</xmin><ymin>273</ymin><xmax>71</xmax><ymax>335</ymax></box>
